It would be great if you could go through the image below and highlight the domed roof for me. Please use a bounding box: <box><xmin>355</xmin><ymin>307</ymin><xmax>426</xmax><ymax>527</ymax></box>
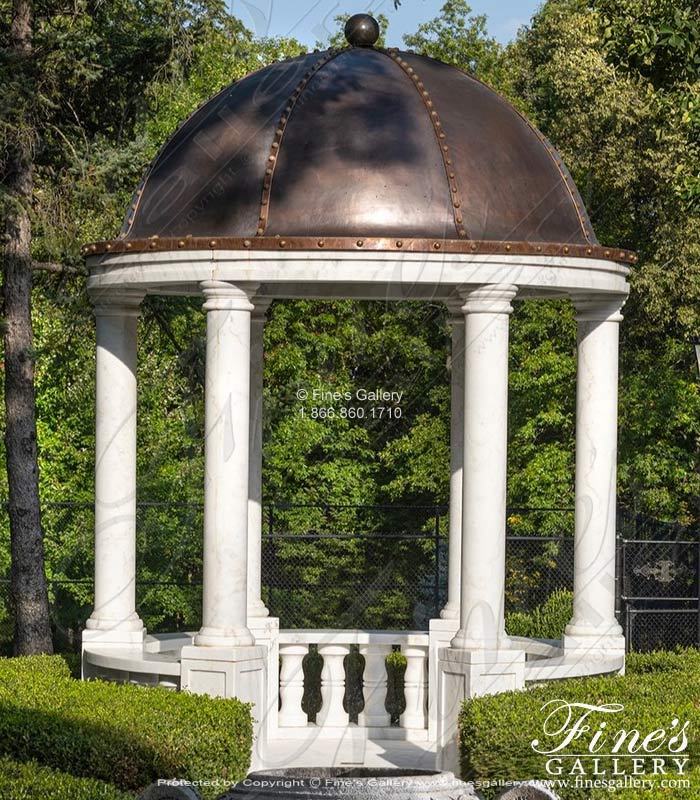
<box><xmin>85</xmin><ymin>16</ymin><xmax>634</xmax><ymax>263</ymax></box>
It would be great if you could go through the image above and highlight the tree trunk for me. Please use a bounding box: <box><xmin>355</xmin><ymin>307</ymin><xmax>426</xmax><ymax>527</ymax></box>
<box><xmin>2</xmin><ymin>0</ymin><xmax>53</xmax><ymax>655</ymax></box>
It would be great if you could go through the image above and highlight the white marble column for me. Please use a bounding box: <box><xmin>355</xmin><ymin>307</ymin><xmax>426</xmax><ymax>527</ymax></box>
<box><xmin>564</xmin><ymin>294</ymin><xmax>626</xmax><ymax>651</ymax></box>
<box><xmin>441</xmin><ymin>300</ymin><xmax>464</xmax><ymax>620</ymax></box>
<box><xmin>451</xmin><ymin>284</ymin><xmax>517</xmax><ymax>650</ymax></box>
<box><xmin>85</xmin><ymin>289</ymin><xmax>145</xmax><ymax>642</ymax></box>
<box><xmin>248</xmin><ymin>298</ymin><xmax>271</xmax><ymax>618</ymax></box>
<box><xmin>195</xmin><ymin>280</ymin><xmax>258</xmax><ymax>648</ymax></box>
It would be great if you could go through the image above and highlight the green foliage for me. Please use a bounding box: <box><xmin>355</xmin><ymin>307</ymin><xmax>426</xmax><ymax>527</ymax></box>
<box><xmin>403</xmin><ymin>1</ymin><xmax>506</xmax><ymax>87</ymax></box>
<box><xmin>509</xmin><ymin>0</ymin><xmax>700</xmax><ymax>524</ymax></box>
<box><xmin>0</xmin><ymin>756</ymin><xmax>133</xmax><ymax>800</ymax></box>
<box><xmin>460</xmin><ymin>649</ymin><xmax>700</xmax><ymax>799</ymax></box>
<box><xmin>506</xmin><ymin>589</ymin><xmax>574</xmax><ymax>639</ymax></box>
<box><xmin>0</xmin><ymin>655</ymin><xmax>252</xmax><ymax>800</ymax></box>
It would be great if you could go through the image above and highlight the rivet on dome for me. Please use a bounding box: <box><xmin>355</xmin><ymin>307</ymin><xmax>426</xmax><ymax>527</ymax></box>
<box><xmin>178</xmin><ymin>240</ymin><xmax>185</xmax><ymax>248</ymax></box>
<box><xmin>433</xmin><ymin>242</ymin><xmax>441</xmax><ymax>250</ymax></box>
<box><xmin>563</xmin><ymin>246</ymin><xmax>570</xmax><ymax>254</ymax></box>
<box><xmin>537</xmin><ymin>245</ymin><xmax>543</xmax><ymax>252</ymax></box>
<box><xmin>470</xmin><ymin>243</ymin><xmax>477</xmax><ymax>251</ymax></box>
<box><xmin>105</xmin><ymin>243</ymin><xmax>112</xmax><ymax>251</ymax></box>
<box><xmin>317</xmin><ymin>240</ymin><xmax>325</xmax><ymax>247</ymax></box>
<box><xmin>257</xmin><ymin>228</ymin><xmax>264</xmax><ymax>235</ymax></box>
<box><xmin>243</xmin><ymin>240</ymin><xmax>251</xmax><ymax>248</ymax></box>
<box><xmin>149</xmin><ymin>241</ymin><xmax>157</xmax><ymax>250</ymax></box>
<box><xmin>505</xmin><ymin>244</ymin><xmax>511</xmax><ymax>252</ymax></box>
<box><xmin>126</xmin><ymin>242</ymin><xmax>132</xmax><ymax>250</ymax></box>
<box><xmin>396</xmin><ymin>240</ymin><xmax>403</xmax><ymax>248</ymax></box>
<box><xmin>209</xmin><ymin>240</ymin><xmax>218</xmax><ymax>248</ymax></box>
<box><xmin>454</xmin><ymin>201</ymin><xmax>461</xmax><ymax>208</ymax></box>
<box><xmin>586</xmin><ymin>247</ymin><xmax>592</xmax><ymax>255</ymax></box>
<box><xmin>279</xmin><ymin>240</ymin><xmax>286</xmax><ymax>248</ymax></box>
<box><xmin>357</xmin><ymin>240</ymin><xmax>364</xmax><ymax>247</ymax></box>
<box><xmin>604</xmin><ymin>250</ymin><xmax>610</xmax><ymax>257</ymax></box>
<box><xmin>459</xmin><ymin>228</ymin><xmax>467</xmax><ymax>236</ymax></box>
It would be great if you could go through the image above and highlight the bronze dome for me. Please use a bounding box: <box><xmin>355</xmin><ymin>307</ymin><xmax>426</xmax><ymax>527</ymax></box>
<box><xmin>85</xmin><ymin>18</ymin><xmax>634</xmax><ymax>263</ymax></box>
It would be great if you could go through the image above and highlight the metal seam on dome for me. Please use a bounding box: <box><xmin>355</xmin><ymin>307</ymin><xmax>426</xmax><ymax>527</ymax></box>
<box><xmin>378</xmin><ymin>48</ymin><xmax>469</xmax><ymax>240</ymax></box>
<box><xmin>120</xmin><ymin>51</ymin><xmax>320</xmax><ymax>240</ymax></box>
<box><xmin>463</xmin><ymin>70</ymin><xmax>593</xmax><ymax>245</ymax></box>
<box><xmin>120</xmin><ymin>79</ymin><xmax>239</xmax><ymax>240</ymax></box>
<box><xmin>256</xmin><ymin>48</ymin><xmax>348</xmax><ymax>237</ymax></box>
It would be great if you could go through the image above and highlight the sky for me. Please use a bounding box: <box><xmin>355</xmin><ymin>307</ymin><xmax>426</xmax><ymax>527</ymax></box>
<box><xmin>228</xmin><ymin>0</ymin><xmax>542</xmax><ymax>49</ymax></box>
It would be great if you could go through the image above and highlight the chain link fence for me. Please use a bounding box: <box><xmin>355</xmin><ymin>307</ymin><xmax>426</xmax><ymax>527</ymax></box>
<box><xmin>0</xmin><ymin>502</ymin><xmax>698</xmax><ymax>653</ymax></box>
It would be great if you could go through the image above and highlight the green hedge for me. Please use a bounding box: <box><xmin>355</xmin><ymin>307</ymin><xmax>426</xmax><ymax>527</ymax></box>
<box><xmin>505</xmin><ymin>589</ymin><xmax>573</xmax><ymax>640</ymax></box>
<box><xmin>0</xmin><ymin>655</ymin><xmax>252</xmax><ymax>800</ymax></box>
<box><xmin>460</xmin><ymin>649</ymin><xmax>700</xmax><ymax>800</ymax></box>
<box><xmin>0</xmin><ymin>756</ymin><xmax>133</xmax><ymax>800</ymax></box>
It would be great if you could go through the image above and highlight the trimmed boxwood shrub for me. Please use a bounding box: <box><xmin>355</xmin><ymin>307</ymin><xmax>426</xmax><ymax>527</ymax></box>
<box><xmin>459</xmin><ymin>649</ymin><xmax>700</xmax><ymax>799</ymax></box>
<box><xmin>505</xmin><ymin>589</ymin><xmax>574</xmax><ymax>640</ymax></box>
<box><xmin>0</xmin><ymin>655</ymin><xmax>252</xmax><ymax>800</ymax></box>
<box><xmin>0</xmin><ymin>756</ymin><xmax>134</xmax><ymax>799</ymax></box>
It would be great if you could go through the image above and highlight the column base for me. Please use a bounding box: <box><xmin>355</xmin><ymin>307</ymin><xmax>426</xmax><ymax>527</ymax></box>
<box><xmin>83</xmin><ymin>614</ymin><xmax>145</xmax><ymax>645</ymax></box>
<box><xmin>439</xmin><ymin>603</ymin><xmax>460</xmax><ymax>620</ymax></box>
<box><xmin>194</xmin><ymin>626</ymin><xmax>255</xmax><ymax>647</ymax></box>
<box><xmin>563</xmin><ymin>626</ymin><xmax>626</xmax><ymax>672</ymax></box>
<box><xmin>180</xmin><ymin>644</ymin><xmax>267</xmax><ymax>753</ymax></box>
<box><xmin>436</xmin><ymin>646</ymin><xmax>525</xmax><ymax>776</ymax></box>
<box><xmin>247</xmin><ymin>600</ymin><xmax>271</xmax><ymax>618</ymax></box>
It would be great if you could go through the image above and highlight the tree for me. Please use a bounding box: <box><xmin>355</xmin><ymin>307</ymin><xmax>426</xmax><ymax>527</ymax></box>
<box><xmin>1</xmin><ymin>0</ymin><xmax>53</xmax><ymax>654</ymax></box>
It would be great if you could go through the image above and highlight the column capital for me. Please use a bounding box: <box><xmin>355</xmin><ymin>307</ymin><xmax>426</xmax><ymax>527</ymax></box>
<box><xmin>201</xmin><ymin>280</ymin><xmax>259</xmax><ymax>313</ymax></box>
<box><xmin>572</xmin><ymin>293</ymin><xmax>627</xmax><ymax>323</ymax></box>
<box><xmin>89</xmin><ymin>288</ymin><xmax>145</xmax><ymax>317</ymax></box>
<box><xmin>458</xmin><ymin>284</ymin><xmax>518</xmax><ymax>315</ymax></box>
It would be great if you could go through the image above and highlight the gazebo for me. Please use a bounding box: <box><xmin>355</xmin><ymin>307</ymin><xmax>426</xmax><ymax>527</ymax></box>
<box><xmin>81</xmin><ymin>14</ymin><xmax>634</xmax><ymax>771</ymax></box>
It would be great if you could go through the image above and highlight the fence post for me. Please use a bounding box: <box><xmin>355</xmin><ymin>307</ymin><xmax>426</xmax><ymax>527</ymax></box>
<box><xmin>615</xmin><ymin>534</ymin><xmax>623</xmax><ymax>625</ymax></box>
<box><xmin>434</xmin><ymin>506</ymin><xmax>441</xmax><ymax>618</ymax></box>
<box><xmin>697</xmin><ymin>539</ymin><xmax>700</xmax><ymax>649</ymax></box>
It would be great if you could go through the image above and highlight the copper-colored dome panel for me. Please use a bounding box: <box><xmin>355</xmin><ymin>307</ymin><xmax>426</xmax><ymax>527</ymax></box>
<box><xmin>83</xmin><ymin>29</ymin><xmax>636</xmax><ymax>261</ymax></box>
<box><xmin>265</xmin><ymin>48</ymin><xmax>455</xmax><ymax>239</ymax></box>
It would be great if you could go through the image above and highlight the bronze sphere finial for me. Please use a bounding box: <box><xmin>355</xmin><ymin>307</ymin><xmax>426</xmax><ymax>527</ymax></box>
<box><xmin>344</xmin><ymin>13</ymin><xmax>380</xmax><ymax>47</ymax></box>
